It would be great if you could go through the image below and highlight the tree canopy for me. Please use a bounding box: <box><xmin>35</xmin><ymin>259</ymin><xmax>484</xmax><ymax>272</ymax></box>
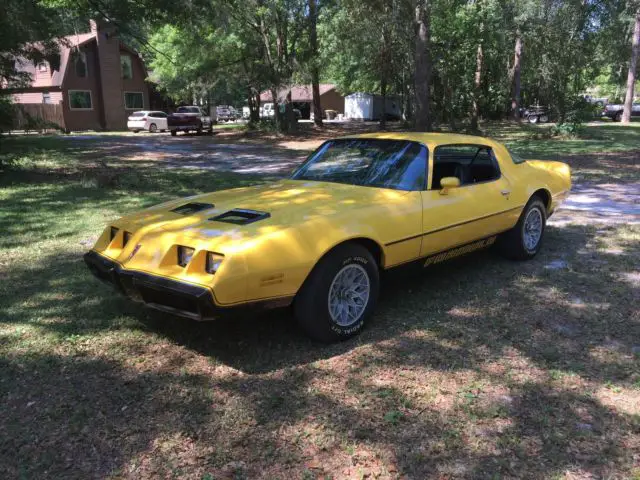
<box><xmin>3</xmin><ymin>0</ymin><xmax>640</xmax><ymax>128</ymax></box>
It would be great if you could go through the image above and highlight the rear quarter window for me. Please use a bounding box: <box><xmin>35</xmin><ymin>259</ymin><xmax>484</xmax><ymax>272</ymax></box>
<box><xmin>508</xmin><ymin>149</ymin><xmax>526</xmax><ymax>164</ymax></box>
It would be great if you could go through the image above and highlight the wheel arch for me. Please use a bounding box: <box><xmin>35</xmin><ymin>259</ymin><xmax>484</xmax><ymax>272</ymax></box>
<box><xmin>296</xmin><ymin>236</ymin><xmax>385</xmax><ymax>299</ymax></box>
<box><xmin>532</xmin><ymin>188</ymin><xmax>552</xmax><ymax>213</ymax></box>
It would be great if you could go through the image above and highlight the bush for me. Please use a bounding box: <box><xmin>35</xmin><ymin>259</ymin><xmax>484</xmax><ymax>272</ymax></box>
<box><xmin>550</xmin><ymin>97</ymin><xmax>599</xmax><ymax>139</ymax></box>
<box><xmin>0</xmin><ymin>96</ymin><xmax>16</xmax><ymax>134</ymax></box>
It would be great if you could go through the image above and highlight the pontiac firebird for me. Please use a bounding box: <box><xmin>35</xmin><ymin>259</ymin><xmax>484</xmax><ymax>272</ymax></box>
<box><xmin>85</xmin><ymin>132</ymin><xmax>571</xmax><ymax>341</ymax></box>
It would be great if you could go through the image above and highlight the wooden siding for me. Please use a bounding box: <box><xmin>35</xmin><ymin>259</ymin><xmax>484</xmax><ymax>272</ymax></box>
<box><xmin>62</xmin><ymin>42</ymin><xmax>104</xmax><ymax>131</ymax></box>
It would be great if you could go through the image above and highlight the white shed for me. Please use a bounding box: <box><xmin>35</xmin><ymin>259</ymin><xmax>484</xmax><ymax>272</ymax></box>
<box><xmin>345</xmin><ymin>93</ymin><xmax>402</xmax><ymax>120</ymax></box>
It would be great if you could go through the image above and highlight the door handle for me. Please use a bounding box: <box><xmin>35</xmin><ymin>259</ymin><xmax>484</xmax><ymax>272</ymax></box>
<box><xmin>501</xmin><ymin>190</ymin><xmax>511</xmax><ymax>196</ymax></box>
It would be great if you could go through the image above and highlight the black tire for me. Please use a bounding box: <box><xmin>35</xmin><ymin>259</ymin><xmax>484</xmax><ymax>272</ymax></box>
<box><xmin>294</xmin><ymin>243</ymin><xmax>380</xmax><ymax>342</ymax></box>
<box><xmin>170</xmin><ymin>130</ymin><xmax>177</xmax><ymax>137</ymax></box>
<box><xmin>528</xmin><ymin>115</ymin><xmax>539</xmax><ymax>124</ymax></box>
<box><xmin>539</xmin><ymin>114</ymin><xmax>549</xmax><ymax>123</ymax></box>
<box><xmin>497</xmin><ymin>197</ymin><xmax>547</xmax><ymax>260</ymax></box>
<box><xmin>149</xmin><ymin>123</ymin><xmax>157</xmax><ymax>133</ymax></box>
<box><xmin>614</xmin><ymin>112</ymin><xmax>622</xmax><ymax>122</ymax></box>
<box><xmin>132</xmin><ymin>130</ymin><xmax>139</xmax><ymax>133</ymax></box>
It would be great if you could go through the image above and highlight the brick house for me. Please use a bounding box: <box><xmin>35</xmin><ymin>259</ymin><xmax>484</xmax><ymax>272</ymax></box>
<box><xmin>10</xmin><ymin>20</ymin><xmax>149</xmax><ymax>131</ymax></box>
<box><xmin>260</xmin><ymin>84</ymin><xmax>344</xmax><ymax>119</ymax></box>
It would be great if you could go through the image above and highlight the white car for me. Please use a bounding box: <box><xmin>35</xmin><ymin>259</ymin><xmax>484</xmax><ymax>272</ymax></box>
<box><xmin>127</xmin><ymin>111</ymin><xmax>169</xmax><ymax>133</ymax></box>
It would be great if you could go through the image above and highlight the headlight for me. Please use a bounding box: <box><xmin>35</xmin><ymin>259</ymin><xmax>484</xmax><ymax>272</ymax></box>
<box><xmin>110</xmin><ymin>226</ymin><xmax>119</xmax><ymax>241</ymax></box>
<box><xmin>123</xmin><ymin>231</ymin><xmax>132</xmax><ymax>247</ymax></box>
<box><xmin>206</xmin><ymin>252</ymin><xmax>224</xmax><ymax>274</ymax></box>
<box><xmin>177</xmin><ymin>246</ymin><xmax>195</xmax><ymax>267</ymax></box>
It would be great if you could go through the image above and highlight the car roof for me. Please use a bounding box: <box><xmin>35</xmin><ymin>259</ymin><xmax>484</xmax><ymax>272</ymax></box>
<box><xmin>341</xmin><ymin>132</ymin><xmax>503</xmax><ymax>149</ymax></box>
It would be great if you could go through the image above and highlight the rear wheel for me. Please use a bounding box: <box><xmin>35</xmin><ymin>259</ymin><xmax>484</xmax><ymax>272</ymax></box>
<box><xmin>497</xmin><ymin>197</ymin><xmax>547</xmax><ymax>260</ymax></box>
<box><xmin>539</xmin><ymin>114</ymin><xmax>549</xmax><ymax>123</ymax></box>
<box><xmin>149</xmin><ymin>123</ymin><xmax>158</xmax><ymax>133</ymax></box>
<box><xmin>294</xmin><ymin>243</ymin><xmax>379</xmax><ymax>342</ymax></box>
<box><xmin>614</xmin><ymin>112</ymin><xmax>622</xmax><ymax>122</ymax></box>
<box><xmin>170</xmin><ymin>130</ymin><xmax>177</xmax><ymax>137</ymax></box>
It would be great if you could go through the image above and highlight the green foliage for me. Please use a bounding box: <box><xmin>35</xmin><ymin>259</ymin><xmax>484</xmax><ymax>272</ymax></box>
<box><xmin>0</xmin><ymin>96</ymin><xmax>16</xmax><ymax>134</ymax></box>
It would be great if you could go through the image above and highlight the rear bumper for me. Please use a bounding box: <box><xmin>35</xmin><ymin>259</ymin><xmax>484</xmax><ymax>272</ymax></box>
<box><xmin>84</xmin><ymin>251</ymin><xmax>292</xmax><ymax>321</ymax></box>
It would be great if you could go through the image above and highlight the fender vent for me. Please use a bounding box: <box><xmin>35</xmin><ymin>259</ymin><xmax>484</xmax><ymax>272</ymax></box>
<box><xmin>210</xmin><ymin>209</ymin><xmax>270</xmax><ymax>225</ymax></box>
<box><xmin>171</xmin><ymin>202</ymin><xmax>214</xmax><ymax>215</ymax></box>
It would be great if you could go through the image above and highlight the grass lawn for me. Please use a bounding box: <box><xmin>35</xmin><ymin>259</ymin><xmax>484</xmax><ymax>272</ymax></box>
<box><xmin>0</xmin><ymin>123</ymin><xmax>639</xmax><ymax>479</ymax></box>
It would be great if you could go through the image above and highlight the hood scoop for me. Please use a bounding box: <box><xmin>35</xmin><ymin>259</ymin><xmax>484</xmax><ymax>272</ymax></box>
<box><xmin>210</xmin><ymin>209</ymin><xmax>270</xmax><ymax>225</ymax></box>
<box><xmin>171</xmin><ymin>202</ymin><xmax>214</xmax><ymax>215</ymax></box>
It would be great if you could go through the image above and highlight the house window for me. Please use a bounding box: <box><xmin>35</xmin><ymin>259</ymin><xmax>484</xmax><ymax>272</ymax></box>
<box><xmin>43</xmin><ymin>92</ymin><xmax>52</xmax><ymax>104</ymax></box>
<box><xmin>38</xmin><ymin>63</ymin><xmax>48</xmax><ymax>72</ymax></box>
<box><xmin>124</xmin><ymin>92</ymin><xmax>144</xmax><ymax>109</ymax></box>
<box><xmin>121</xmin><ymin>55</ymin><xmax>133</xmax><ymax>79</ymax></box>
<box><xmin>73</xmin><ymin>51</ymin><xmax>87</xmax><ymax>77</ymax></box>
<box><xmin>69</xmin><ymin>90</ymin><xmax>92</xmax><ymax>110</ymax></box>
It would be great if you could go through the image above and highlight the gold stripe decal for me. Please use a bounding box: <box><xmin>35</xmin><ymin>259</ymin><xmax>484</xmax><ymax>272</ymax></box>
<box><xmin>423</xmin><ymin>236</ymin><xmax>496</xmax><ymax>267</ymax></box>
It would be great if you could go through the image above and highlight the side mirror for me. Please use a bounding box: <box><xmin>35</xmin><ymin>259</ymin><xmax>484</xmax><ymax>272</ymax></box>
<box><xmin>439</xmin><ymin>177</ymin><xmax>460</xmax><ymax>195</ymax></box>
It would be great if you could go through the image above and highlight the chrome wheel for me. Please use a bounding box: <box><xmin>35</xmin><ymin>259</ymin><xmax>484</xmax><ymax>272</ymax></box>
<box><xmin>523</xmin><ymin>207</ymin><xmax>543</xmax><ymax>251</ymax></box>
<box><xmin>328</xmin><ymin>264</ymin><xmax>370</xmax><ymax>327</ymax></box>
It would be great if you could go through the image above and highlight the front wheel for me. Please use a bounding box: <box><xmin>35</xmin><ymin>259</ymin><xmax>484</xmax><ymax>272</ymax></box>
<box><xmin>497</xmin><ymin>197</ymin><xmax>547</xmax><ymax>260</ymax></box>
<box><xmin>294</xmin><ymin>244</ymin><xmax>379</xmax><ymax>342</ymax></box>
<box><xmin>539</xmin><ymin>114</ymin><xmax>549</xmax><ymax>123</ymax></box>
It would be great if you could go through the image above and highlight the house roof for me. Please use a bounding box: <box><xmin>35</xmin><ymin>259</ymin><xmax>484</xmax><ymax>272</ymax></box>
<box><xmin>14</xmin><ymin>32</ymin><xmax>96</xmax><ymax>89</ymax></box>
<box><xmin>260</xmin><ymin>84</ymin><xmax>337</xmax><ymax>102</ymax></box>
<box><xmin>13</xmin><ymin>29</ymin><xmax>145</xmax><ymax>90</ymax></box>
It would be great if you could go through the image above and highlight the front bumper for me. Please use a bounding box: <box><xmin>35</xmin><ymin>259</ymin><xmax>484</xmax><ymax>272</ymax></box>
<box><xmin>84</xmin><ymin>251</ymin><xmax>293</xmax><ymax>321</ymax></box>
<box><xmin>84</xmin><ymin>250</ymin><xmax>218</xmax><ymax>320</ymax></box>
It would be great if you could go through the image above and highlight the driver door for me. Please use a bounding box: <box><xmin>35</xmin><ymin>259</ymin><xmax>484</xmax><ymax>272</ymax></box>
<box><xmin>419</xmin><ymin>144</ymin><xmax>519</xmax><ymax>258</ymax></box>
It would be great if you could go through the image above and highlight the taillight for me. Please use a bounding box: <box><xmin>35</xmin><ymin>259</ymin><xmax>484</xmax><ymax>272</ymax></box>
<box><xmin>141</xmin><ymin>117</ymin><xmax>147</xmax><ymax>121</ymax></box>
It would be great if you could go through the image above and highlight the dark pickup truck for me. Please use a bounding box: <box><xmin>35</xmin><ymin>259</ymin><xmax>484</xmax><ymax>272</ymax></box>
<box><xmin>602</xmin><ymin>103</ymin><xmax>640</xmax><ymax>121</ymax></box>
<box><xmin>168</xmin><ymin>106</ymin><xmax>215</xmax><ymax>136</ymax></box>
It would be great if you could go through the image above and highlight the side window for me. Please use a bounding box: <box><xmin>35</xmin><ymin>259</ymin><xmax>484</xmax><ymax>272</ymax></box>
<box><xmin>432</xmin><ymin>144</ymin><xmax>500</xmax><ymax>189</ymax></box>
<box><xmin>73</xmin><ymin>51</ymin><xmax>87</xmax><ymax>78</ymax></box>
<box><xmin>121</xmin><ymin>55</ymin><xmax>133</xmax><ymax>79</ymax></box>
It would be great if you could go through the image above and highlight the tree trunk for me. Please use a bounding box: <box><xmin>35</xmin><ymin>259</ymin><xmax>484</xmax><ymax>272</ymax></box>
<box><xmin>248</xmin><ymin>88</ymin><xmax>260</xmax><ymax>123</ymax></box>
<box><xmin>510</xmin><ymin>33</ymin><xmax>522</xmax><ymax>121</ymax></box>
<box><xmin>309</xmin><ymin>0</ymin><xmax>323</xmax><ymax>127</ymax></box>
<box><xmin>414</xmin><ymin>0</ymin><xmax>431</xmax><ymax>131</ymax></box>
<box><xmin>622</xmin><ymin>9</ymin><xmax>640</xmax><ymax>124</ymax></box>
<box><xmin>380</xmin><ymin>75</ymin><xmax>387</xmax><ymax>130</ymax></box>
<box><xmin>471</xmin><ymin>42</ymin><xmax>483</xmax><ymax>131</ymax></box>
<box><xmin>285</xmin><ymin>89</ymin><xmax>296</xmax><ymax>132</ymax></box>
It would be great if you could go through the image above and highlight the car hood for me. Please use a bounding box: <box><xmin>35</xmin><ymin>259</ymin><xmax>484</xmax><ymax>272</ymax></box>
<box><xmin>115</xmin><ymin>179</ymin><xmax>409</xmax><ymax>252</ymax></box>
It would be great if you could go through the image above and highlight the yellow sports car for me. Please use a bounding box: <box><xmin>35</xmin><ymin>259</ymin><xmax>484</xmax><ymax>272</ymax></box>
<box><xmin>85</xmin><ymin>132</ymin><xmax>571</xmax><ymax>341</ymax></box>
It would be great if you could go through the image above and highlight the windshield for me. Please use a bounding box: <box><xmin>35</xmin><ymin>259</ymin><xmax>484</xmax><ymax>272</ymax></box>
<box><xmin>177</xmin><ymin>107</ymin><xmax>200</xmax><ymax>113</ymax></box>
<box><xmin>291</xmin><ymin>139</ymin><xmax>428</xmax><ymax>191</ymax></box>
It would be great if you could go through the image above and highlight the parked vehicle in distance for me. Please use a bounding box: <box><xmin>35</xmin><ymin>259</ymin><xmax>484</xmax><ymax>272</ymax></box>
<box><xmin>522</xmin><ymin>106</ymin><xmax>550</xmax><ymax>124</ymax></box>
<box><xmin>602</xmin><ymin>103</ymin><xmax>640</xmax><ymax>122</ymax></box>
<box><xmin>581</xmin><ymin>94</ymin><xmax>608</xmax><ymax>106</ymax></box>
<box><xmin>242</xmin><ymin>106</ymin><xmax>250</xmax><ymax>119</ymax></box>
<box><xmin>85</xmin><ymin>132</ymin><xmax>571</xmax><ymax>342</ymax></box>
<box><xmin>127</xmin><ymin>111</ymin><xmax>169</xmax><ymax>133</ymax></box>
<box><xmin>168</xmin><ymin>106</ymin><xmax>215</xmax><ymax>136</ymax></box>
<box><xmin>216</xmin><ymin>105</ymin><xmax>237</xmax><ymax>122</ymax></box>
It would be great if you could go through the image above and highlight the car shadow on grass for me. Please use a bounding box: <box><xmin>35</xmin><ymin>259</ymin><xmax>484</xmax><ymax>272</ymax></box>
<box><xmin>2</xmin><ymin>222</ymin><xmax>639</xmax><ymax>478</ymax></box>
